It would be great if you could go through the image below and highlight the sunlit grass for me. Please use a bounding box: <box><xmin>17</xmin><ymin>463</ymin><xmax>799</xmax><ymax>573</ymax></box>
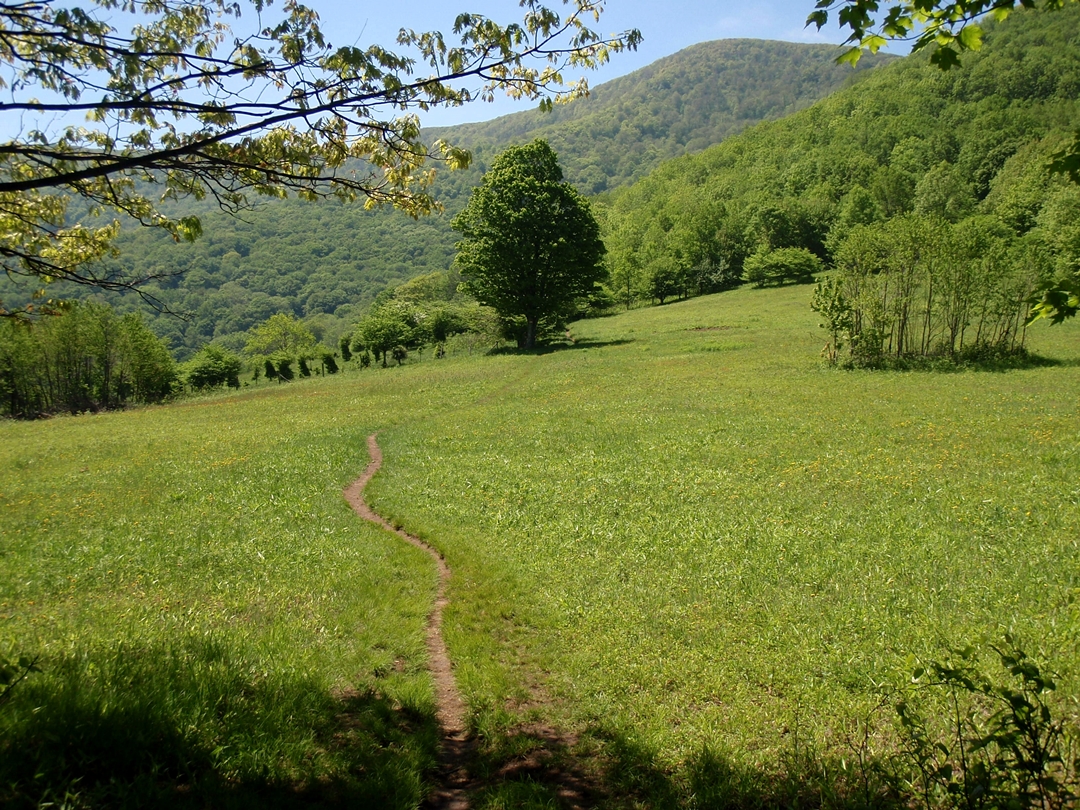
<box><xmin>0</xmin><ymin>359</ymin><xmax>514</xmax><ymax>807</ymax></box>
<box><xmin>2</xmin><ymin>284</ymin><xmax>1078</xmax><ymax>806</ymax></box>
<box><xmin>368</xmin><ymin>284</ymin><xmax>1080</xmax><ymax>779</ymax></box>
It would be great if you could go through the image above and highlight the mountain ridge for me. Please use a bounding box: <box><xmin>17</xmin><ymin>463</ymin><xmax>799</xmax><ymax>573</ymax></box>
<box><xmin>424</xmin><ymin>38</ymin><xmax>895</xmax><ymax>195</ymax></box>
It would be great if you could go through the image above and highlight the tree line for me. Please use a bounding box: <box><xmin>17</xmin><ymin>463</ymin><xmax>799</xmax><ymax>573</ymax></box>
<box><xmin>0</xmin><ymin>302</ymin><xmax>176</xmax><ymax>417</ymax></box>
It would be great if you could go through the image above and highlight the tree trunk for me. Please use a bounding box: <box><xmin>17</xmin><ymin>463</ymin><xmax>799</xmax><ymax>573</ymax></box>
<box><xmin>524</xmin><ymin>317</ymin><xmax>538</xmax><ymax>349</ymax></box>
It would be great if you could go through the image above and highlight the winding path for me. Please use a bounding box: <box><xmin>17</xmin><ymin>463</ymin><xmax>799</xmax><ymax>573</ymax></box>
<box><xmin>343</xmin><ymin>434</ymin><xmax>474</xmax><ymax>810</ymax></box>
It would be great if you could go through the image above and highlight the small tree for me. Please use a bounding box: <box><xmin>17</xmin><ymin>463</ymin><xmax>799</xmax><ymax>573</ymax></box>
<box><xmin>811</xmin><ymin>277</ymin><xmax>854</xmax><ymax>364</ymax></box>
<box><xmin>245</xmin><ymin>314</ymin><xmax>317</xmax><ymax>360</ymax></box>
<box><xmin>184</xmin><ymin>345</ymin><xmax>242</xmax><ymax>390</ymax></box>
<box><xmin>452</xmin><ymin>139</ymin><xmax>607</xmax><ymax>349</ymax></box>
<box><xmin>353</xmin><ymin>302</ymin><xmax>420</xmax><ymax>367</ymax></box>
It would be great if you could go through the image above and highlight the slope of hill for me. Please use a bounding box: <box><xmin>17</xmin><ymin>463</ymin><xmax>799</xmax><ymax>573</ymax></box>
<box><xmin>599</xmin><ymin>4</ymin><xmax>1080</xmax><ymax>308</ymax></box>
<box><xmin>0</xmin><ymin>39</ymin><xmax>891</xmax><ymax>358</ymax></box>
<box><xmin>424</xmin><ymin>39</ymin><xmax>895</xmax><ymax>195</ymax></box>
<box><xmin>3</xmin><ymin>279</ymin><xmax>1077</xmax><ymax>807</ymax></box>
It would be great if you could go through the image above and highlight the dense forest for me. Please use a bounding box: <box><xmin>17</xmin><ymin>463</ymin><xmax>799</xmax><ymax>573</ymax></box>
<box><xmin>424</xmin><ymin>40</ymin><xmax>894</xmax><ymax>195</ymax></box>
<box><xmin>598</xmin><ymin>3</ymin><xmax>1080</xmax><ymax>363</ymax></box>
<box><xmin>0</xmin><ymin>40</ymin><xmax>888</xmax><ymax>360</ymax></box>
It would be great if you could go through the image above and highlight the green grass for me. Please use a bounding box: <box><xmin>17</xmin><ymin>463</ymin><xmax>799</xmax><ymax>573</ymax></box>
<box><xmin>0</xmin><ymin>361</ymin><xmax>513</xmax><ymax>807</ymax></box>
<box><xmin>2</xmin><ymin>283</ymin><xmax>1079</xmax><ymax>807</ymax></box>
<box><xmin>369</xmin><ymin>284</ymin><xmax>1080</xmax><ymax>798</ymax></box>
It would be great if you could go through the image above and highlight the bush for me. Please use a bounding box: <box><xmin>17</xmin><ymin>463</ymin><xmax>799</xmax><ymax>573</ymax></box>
<box><xmin>894</xmin><ymin>638</ymin><xmax>1077</xmax><ymax>810</ymax></box>
<box><xmin>184</xmin><ymin>345</ymin><xmax>242</xmax><ymax>390</ymax></box>
<box><xmin>744</xmin><ymin>248</ymin><xmax>821</xmax><ymax>288</ymax></box>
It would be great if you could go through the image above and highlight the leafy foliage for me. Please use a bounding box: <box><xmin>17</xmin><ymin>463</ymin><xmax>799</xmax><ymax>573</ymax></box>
<box><xmin>895</xmin><ymin>639</ymin><xmax>1078</xmax><ymax>810</ymax></box>
<box><xmin>744</xmin><ymin>247</ymin><xmax>822</xmax><ymax>287</ymax></box>
<box><xmin>0</xmin><ymin>0</ymin><xmax>639</xmax><ymax>307</ymax></box>
<box><xmin>824</xmin><ymin>214</ymin><xmax>1049</xmax><ymax>365</ymax></box>
<box><xmin>181</xmin><ymin>345</ymin><xmax>242</xmax><ymax>390</ymax></box>
<box><xmin>600</xmin><ymin>4</ymin><xmax>1080</xmax><ymax>318</ymax></box>
<box><xmin>426</xmin><ymin>40</ymin><xmax>895</xmax><ymax>195</ymax></box>
<box><xmin>0</xmin><ymin>301</ymin><xmax>176</xmax><ymax>417</ymax></box>
<box><xmin>453</xmin><ymin>140</ymin><xmax>605</xmax><ymax>348</ymax></box>
<box><xmin>243</xmin><ymin>313</ymin><xmax>316</xmax><ymax>360</ymax></box>
<box><xmin>809</xmin><ymin>0</ymin><xmax>1079</xmax><ymax>70</ymax></box>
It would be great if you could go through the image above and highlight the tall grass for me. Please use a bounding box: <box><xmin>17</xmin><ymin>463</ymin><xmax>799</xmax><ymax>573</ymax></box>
<box><xmin>2</xmin><ymin>283</ymin><xmax>1078</xmax><ymax>806</ymax></box>
<box><xmin>0</xmin><ymin>361</ymin><xmax>514</xmax><ymax>807</ymax></box>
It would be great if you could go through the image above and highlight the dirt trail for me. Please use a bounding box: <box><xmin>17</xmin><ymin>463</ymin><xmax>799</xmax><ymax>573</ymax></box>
<box><xmin>343</xmin><ymin>434</ymin><xmax>474</xmax><ymax>810</ymax></box>
<box><xmin>344</xmin><ymin>433</ymin><xmax>601</xmax><ymax>809</ymax></box>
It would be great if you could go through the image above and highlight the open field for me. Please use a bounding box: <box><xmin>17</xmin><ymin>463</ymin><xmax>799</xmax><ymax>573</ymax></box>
<box><xmin>2</xmin><ymin>283</ymin><xmax>1079</xmax><ymax>807</ymax></box>
<box><xmin>371</xmin><ymin>285</ymin><xmax>1080</xmax><ymax>800</ymax></box>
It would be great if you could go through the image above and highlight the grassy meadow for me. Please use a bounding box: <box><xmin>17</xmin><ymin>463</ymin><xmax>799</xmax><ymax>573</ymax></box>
<box><xmin>2</xmin><ymin>282</ymin><xmax>1079</xmax><ymax>807</ymax></box>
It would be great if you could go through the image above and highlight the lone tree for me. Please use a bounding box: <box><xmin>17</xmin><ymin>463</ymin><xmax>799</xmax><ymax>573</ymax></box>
<box><xmin>452</xmin><ymin>139</ymin><xmax>605</xmax><ymax>349</ymax></box>
<box><xmin>0</xmin><ymin>0</ymin><xmax>639</xmax><ymax>313</ymax></box>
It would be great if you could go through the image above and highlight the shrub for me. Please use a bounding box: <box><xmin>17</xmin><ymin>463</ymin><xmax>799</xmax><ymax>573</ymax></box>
<box><xmin>744</xmin><ymin>248</ymin><xmax>821</xmax><ymax>288</ymax></box>
<box><xmin>184</xmin><ymin>345</ymin><xmax>241</xmax><ymax>390</ymax></box>
<box><xmin>894</xmin><ymin>638</ymin><xmax>1078</xmax><ymax>810</ymax></box>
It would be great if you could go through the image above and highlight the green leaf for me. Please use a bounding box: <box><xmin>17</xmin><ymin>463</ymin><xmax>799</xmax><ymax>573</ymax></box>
<box><xmin>957</xmin><ymin>24</ymin><xmax>984</xmax><ymax>51</ymax></box>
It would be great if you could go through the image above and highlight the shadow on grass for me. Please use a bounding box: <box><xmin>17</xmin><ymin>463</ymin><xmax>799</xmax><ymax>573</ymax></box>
<box><xmin>844</xmin><ymin>350</ymin><xmax>1076</xmax><ymax>373</ymax></box>
<box><xmin>487</xmin><ymin>339</ymin><xmax>635</xmax><ymax>357</ymax></box>
<box><xmin>0</xmin><ymin>643</ymin><xmax>927</xmax><ymax>809</ymax></box>
<box><xmin>0</xmin><ymin>638</ymin><xmax>439</xmax><ymax>809</ymax></box>
<box><xmin>464</xmin><ymin>717</ymin><xmax>909</xmax><ymax>810</ymax></box>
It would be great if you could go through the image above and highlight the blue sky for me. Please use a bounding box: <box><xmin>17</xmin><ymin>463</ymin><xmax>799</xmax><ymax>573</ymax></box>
<box><xmin>309</xmin><ymin>0</ymin><xmax>900</xmax><ymax>126</ymax></box>
<box><xmin>2</xmin><ymin>1</ymin><xmax>901</xmax><ymax>139</ymax></box>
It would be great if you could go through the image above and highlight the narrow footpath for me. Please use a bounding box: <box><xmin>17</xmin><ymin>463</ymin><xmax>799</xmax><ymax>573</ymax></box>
<box><xmin>343</xmin><ymin>434</ymin><xmax>474</xmax><ymax>810</ymax></box>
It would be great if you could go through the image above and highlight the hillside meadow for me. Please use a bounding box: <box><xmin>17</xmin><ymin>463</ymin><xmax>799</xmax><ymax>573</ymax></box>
<box><xmin>2</xmin><ymin>283</ymin><xmax>1079</xmax><ymax>807</ymax></box>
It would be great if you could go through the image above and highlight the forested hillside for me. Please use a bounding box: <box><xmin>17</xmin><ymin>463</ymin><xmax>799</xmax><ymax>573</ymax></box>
<box><xmin>424</xmin><ymin>39</ymin><xmax>894</xmax><ymax>195</ymax></box>
<box><xmin>599</xmin><ymin>3</ymin><xmax>1080</xmax><ymax>330</ymax></box>
<box><xmin>0</xmin><ymin>39</ymin><xmax>888</xmax><ymax>359</ymax></box>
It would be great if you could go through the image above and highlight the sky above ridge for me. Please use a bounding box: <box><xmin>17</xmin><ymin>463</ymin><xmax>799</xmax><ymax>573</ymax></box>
<box><xmin>312</xmin><ymin>0</ymin><xmax>906</xmax><ymax>127</ymax></box>
<box><xmin>1</xmin><ymin>0</ymin><xmax>905</xmax><ymax>140</ymax></box>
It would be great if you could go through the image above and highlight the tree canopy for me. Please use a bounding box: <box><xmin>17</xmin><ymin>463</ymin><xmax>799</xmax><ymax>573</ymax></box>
<box><xmin>0</xmin><ymin>0</ymin><xmax>639</xmax><ymax>312</ymax></box>
<box><xmin>599</xmin><ymin>3</ymin><xmax>1080</xmax><ymax>323</ymax></box>
<box><xmin>809</xmin><ymin>0</ymin><xmax>1078</xmax><ymax>68</ymax></box>
<box><xmin>452</xmin><ymin>139</ymin><xmax>605</xmax><ymax>349</ymax></box>
<box><xmin>243</xmin><ymin>312</ymin><xmax>316</xmax><ymax>359</ymax></box>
